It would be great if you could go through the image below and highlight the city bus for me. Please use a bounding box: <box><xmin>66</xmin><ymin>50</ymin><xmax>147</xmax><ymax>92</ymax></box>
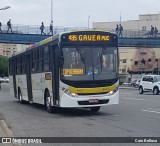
<box><xmin>9</xmin><ymin>30</ymin><xmax>119</xmax><ymax>113</ymax></box>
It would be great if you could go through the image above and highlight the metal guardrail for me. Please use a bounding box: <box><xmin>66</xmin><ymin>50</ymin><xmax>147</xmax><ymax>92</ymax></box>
<box><xmin>0</xmin><ymin>24</ymin><xmax>88</xmax><ymax>35</ymax></box>
<box><xmin>0</xmin><ymin>24</ymin><xmax>159</xmax><ymax>38</ymax></box>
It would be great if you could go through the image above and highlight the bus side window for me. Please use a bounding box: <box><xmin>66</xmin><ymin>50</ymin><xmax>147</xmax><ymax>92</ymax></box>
<box><xmin>44</xmin><ymin>46</ymin><xmax>50</xmax><ymax>71</ymax></box>
<box><xmin>36</xmin><ymin>49</ymin><xmax>40</xmax><ymax>72</ymax></box>
<box><xmin>31</xmin><ymin>52</ymin><xmax>35</xmax><ymax>72</ymax></box>
<box><xmin>39</xmin><ymin>47</ymin><xmax>43</xmax><ymax>71</ymax></box>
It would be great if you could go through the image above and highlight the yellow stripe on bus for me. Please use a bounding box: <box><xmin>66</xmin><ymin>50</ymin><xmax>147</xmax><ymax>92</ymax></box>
<box><xmin>68</xmin><ymin>84</ymin><xmax>117</xmax><ymax>94</ymax></box>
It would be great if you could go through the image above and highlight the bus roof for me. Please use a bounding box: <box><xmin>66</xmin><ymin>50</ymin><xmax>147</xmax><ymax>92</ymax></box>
<box><xmin>8</xmin><ymin>34</ymin><xmax>59</xmax><ymax>58</ymax></box>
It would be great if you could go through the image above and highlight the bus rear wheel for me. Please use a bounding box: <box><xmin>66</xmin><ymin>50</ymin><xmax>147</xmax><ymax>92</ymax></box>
<box><xmin>90</xmin><ymin>106</ymin><xmax>100</xmax><ymax>112</ymax></box>
<box><xmin>18</xmin><ymin>89</ymin><xmax>25</xmax><ymax>104</ymax></box>
<box><xmin>45</xmin><ymin>92</ymin><xmax>53</xmax><ymax>113</ymax></box>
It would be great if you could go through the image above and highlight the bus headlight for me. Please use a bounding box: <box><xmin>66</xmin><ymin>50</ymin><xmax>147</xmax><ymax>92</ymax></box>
<box><xmin>64</xmin><ymin>89</ymin><xmax>78</xmax><ymax>97</ymax></box>
<box><xmin>106</xmin><ymin>87</ymin><xmax>118</xmax><ymax>96</ymax></box>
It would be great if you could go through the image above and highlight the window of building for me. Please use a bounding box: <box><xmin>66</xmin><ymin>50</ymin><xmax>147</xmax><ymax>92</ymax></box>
<box><xmin>122</xmin><ymin>59</ymin><xmax>126</xmax><ymax>63</ymax></box>
<box><xmin>122</xmin><ymin>69</ymin><xmax>126</xmax><ymax>73</ymax></box>
<box><xmin>135</xmin><ymin>61</ymin><xmax>138</xmax><ymax>65</ymax></box>
<box><xmin>155</xmin><ymin>59</ymin><xmax>158</xmax><ymax>62</ymax></box>
<box><xmin>142</xmin><ymin>26</ymin><xmax>146</xmax><ymax>31</ymax></box>
<box><xmin>148</xmin><ymin>58</ymin><xmax>151</xmax><ymax>62</ymax></box>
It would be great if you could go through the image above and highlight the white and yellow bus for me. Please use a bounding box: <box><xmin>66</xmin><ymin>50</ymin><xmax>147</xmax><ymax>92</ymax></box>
<box><xmin>9</xmin><ymin>30</ymin><xmax>119</xmax><ymax>113</ymax></box>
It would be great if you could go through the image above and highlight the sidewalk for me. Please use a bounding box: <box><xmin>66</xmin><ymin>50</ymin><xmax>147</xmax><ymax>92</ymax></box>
<box><xmin>119</xmin><ymin>86</ymin><xmax>139</xmax><ymax>90</ymax></box>
<box><xmin>0</xmin><ymin>113</ymin><xmax>20</xmax><ymax>146</ymax></box>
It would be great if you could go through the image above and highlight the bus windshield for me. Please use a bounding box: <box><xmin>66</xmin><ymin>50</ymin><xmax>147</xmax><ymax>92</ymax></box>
<box><xmin>61</xmin><ymin>46</ymin><xmax>118</xmax><ymax>81</ymax></box>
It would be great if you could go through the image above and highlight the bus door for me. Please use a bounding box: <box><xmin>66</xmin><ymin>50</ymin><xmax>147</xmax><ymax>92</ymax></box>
<box><xmin>12</xmin><ymin>58</ymin><xmax>17</xmax><ymax>97</ymax></box>
<box><xmin>52</xmin><ymin>46</ymin><xmax>60</xmax><ymax>105</ymax></box>
<box><xmin>26</xmin><ymin>54</ymin><xmax>33</xmax><ymax>102</ymax></box>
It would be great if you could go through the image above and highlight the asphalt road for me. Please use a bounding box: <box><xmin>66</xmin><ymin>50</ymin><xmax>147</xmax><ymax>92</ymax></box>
<box><xmin>0</xmin><ymin>83</ymin><xmax>160</xmax><ymax>146</ymax></box>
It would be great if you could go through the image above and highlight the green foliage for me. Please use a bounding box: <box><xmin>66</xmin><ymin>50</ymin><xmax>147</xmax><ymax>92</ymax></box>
<box><xmin>0</xmin><ymin>56</ymin><xmax>8</xmax><ymax>77</ymax></box>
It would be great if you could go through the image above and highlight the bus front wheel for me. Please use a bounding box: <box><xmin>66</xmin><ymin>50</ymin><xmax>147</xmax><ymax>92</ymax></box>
<box><xmin>45</xmin><ymin>92</ymin><xmax>53</xmax><ymax>113</ymax></box>
<box><xmin>90</xmin><ymin>106</ymin><xmax>100</xmax><ymax>112</ymax></box>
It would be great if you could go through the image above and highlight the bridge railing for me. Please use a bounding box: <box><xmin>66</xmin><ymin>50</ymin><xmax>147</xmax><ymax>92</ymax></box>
<box><xmin>1</xmin><ymin>24</ymin><xmax>87</xmax><ymax>35</ymax></box>
<box><xmin>106</xmin><ymin>28</ymin><xmax>155</xmax><ymax>38</ymax></box>
<box><xmin>0</xmin><ymin>24</ymin><xmax>157</xmax><ymax>38</ymax></box>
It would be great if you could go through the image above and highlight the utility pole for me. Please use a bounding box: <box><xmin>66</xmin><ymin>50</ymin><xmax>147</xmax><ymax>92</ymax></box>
<box><xmin>88</xmin><ymin>15</ymin><xmax>90</xmax><ymax>30</ymax></box>
<box><xmin>51</xmin><ymin>0</ymin><xmax>53</xmax><ymax>35</ymax></box>
<box><xmin>120</xmin><ymin>11</ymin><xmax>122</xmax><ymax>25</ymax></box>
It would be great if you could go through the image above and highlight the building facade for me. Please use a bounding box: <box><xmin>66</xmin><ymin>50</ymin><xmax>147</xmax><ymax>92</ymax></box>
<box><xmin>93</xmin><ymin>13</ymin><xmax>160</xmax><ymax>83</ymax></box>
<box><xmin>0</xmin><ymin>44</ymin><xmax>30</xmax><ymax>57</ymax></box>
<box><xmin>93</xmin><ymin>13</ymin><xmax>160</xmax><ymax>37</ymax></box>
<box><xmin>119</xmin><ymin>47</ymin><xmax>160</xmax><ymax>83</ymax></box>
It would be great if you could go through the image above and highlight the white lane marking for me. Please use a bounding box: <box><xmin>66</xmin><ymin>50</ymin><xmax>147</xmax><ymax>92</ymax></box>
<box><xmin>141</xmin><ymin>109</ymin><xmax>160</xmax><ymax>114</ymax></box>
<box><xmin>120</xmin><ymin>93</ymin><xmax>134</xmax><ymax>95</ymax></box>
<box><xmin>148</xmin><ymin>107</ymin><xmax>160</xmax><ymax>111</ymax></box>
<box><xmin>121</xmin><ymin>97</ymin><xmax>145</xmax><ymax>101</ymax></box>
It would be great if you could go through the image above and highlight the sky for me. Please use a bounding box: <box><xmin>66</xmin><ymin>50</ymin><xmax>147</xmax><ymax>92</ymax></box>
<box><xmin>0</xmin><ymin>0</ymin><xmax>160</xmax><ymax>28</ymax></box>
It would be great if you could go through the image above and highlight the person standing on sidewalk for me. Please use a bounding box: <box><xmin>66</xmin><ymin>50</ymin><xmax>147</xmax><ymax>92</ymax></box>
<box><xmin>7</xmin><ymin>19</ymin><xmax>13</xmax><ymax>33</ymax></box>
<box><xmin>0</xmin><ymin>22</ymin><xmax>2</xmax><ymax>33</ymax></box>
<box><xmin>48</xmin><ymin>21</ymin><xmax>53</xmax><ymax>35</ymax></box>
<box><xmin>39</xmin><ymin>22</ymin><xmax>45</xmax><ymax>35</ymax></box>
<box><xmin>119</xmin><ymin>24</ymin><xmax>123</xmax><ymax>37</ymax></box>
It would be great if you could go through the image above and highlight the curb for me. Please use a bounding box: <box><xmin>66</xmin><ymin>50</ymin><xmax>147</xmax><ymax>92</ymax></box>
<box><xmin>119</xmin><ymin>87</ymin><xmax>138</xmax><ymax>90</ymax></box>
<box><xmin>0</xmin><ymin>119</ymin><xmax>21</xmax><ymax>146</ymax></box>
<box><xmin>0</xmin><ymin>120</ymin><xmax>14</xmax><ymax>137</ymax></box>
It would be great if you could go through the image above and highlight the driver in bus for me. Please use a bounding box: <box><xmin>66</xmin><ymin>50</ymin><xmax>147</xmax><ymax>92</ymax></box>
<box><xmin>101</xmin><ymin>57</ymin><xmax>112</xmax><ymax>73</ymax></box>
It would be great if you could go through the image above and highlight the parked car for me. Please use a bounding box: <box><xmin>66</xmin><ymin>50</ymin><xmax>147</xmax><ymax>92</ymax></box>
<box><xmin>139</xmin><ymin>75</ymin><xmax>160</xmax><ymax>95</ymax></box>
<box><xmin>0</xmin><ymin>77</ymin><xmax>5</xmax><ymax>83</ymax></box>
<box><xmin>3</xmin><ymin>77</ymin><xmax>9</xmax><ymax>83</ymax></box>
<box><xmin>122</xmin><ymin>82</ymin><xmax>131</xmax><ymax>87</ymax></box>
<box><xmin>0</xmin><ymin>77</ymin><xmax>3</xmax><ymax>83</ymax></box>
<box><xmin>131</xmin><ymin>80</ymin><xmax>137</xmax><ymax>87</ymax></box>
<box><xmin>135</xmin><ymin>80</ymin><xmax>140</xmax><ymax>87</ymax></box>
<box><xmin>131</xmin><ymin>80</ymin><xmax>140</xmax><ymax>88</ymax></box>
<box><xmin>0</xmin><ymin>77</ymin><xmax>9</xmax><ymax>83</ymax></box>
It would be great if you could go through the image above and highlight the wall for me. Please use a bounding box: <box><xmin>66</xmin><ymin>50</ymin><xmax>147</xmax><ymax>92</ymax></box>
<box><xmin>119</xmin><ymin>47</ymin><xmax>160</xmax><ymax>82</ymax></box>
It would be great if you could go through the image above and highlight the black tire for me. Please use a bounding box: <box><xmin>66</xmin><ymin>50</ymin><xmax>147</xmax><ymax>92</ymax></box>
<box><xmin>139</xmin><ymin>86</ymin><xmax>143</xmax><ymax>94</ymax></box>
<box><xmin>18</xmin><ymin>89</ymin><xmax>25</xmax><ymax>104</ymax></box>
<box><xmin>45</xmin><ymin>91</ymin><xmax>53</xmax><ymax>113</ymax></box>
<box><xmin>153</xmin><ymin>87</ymin><xmax>159</xmax><ymax>95</ymax></box>
<box><xmin>90</xmin><ymin>106</ymin><xmax>100</xmax><ymax>112</ymax></box>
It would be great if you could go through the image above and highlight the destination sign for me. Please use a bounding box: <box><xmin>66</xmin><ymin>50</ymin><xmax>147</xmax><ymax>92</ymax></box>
<box><xmin>61</xmin><ymin>31</ymin><xmax>117</xmax><ymax>43</ymax></box>
<box><xmin>68</xmin><ymin>35</ymin><xmax>110</xmax><ymax>42</ymax></box>
<box><xmin>62</xmin><ymin>69</ymin><xmax>84</xmax><ymax>75</ymax></box>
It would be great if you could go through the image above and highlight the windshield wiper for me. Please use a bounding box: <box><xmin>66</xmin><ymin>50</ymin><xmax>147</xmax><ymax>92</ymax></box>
<box><xmin>76</xmin><ymin>48</ymin><xmax>85</xmax><ymax>65</ymax></box>
<box><xmin>98</xmin><ymin>53</ymin><xmax>102</xmax><ymax>72</ymax></box>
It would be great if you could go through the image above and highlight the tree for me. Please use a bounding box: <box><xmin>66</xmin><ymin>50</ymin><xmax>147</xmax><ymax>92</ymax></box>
<box><xmin>0</xmin><ymin>55</ymin><xmax>8</xmax><ymax>77</ymax></box>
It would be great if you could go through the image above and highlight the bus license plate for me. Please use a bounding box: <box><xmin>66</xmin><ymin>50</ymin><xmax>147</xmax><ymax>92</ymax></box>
<box><xmin>89</xmin><ymin>99</ymin><xmax>99</xmax><ymax>103</ymax></box>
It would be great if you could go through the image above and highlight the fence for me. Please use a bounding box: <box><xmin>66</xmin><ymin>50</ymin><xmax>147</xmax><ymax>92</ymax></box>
<box><xmin>0</xmin><ymin>24</ymin><xmax>158</xmax><ymax>38</ymax></box>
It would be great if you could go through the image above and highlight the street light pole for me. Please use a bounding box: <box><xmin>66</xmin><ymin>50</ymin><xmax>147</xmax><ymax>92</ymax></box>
<box><xmin>51</xmin><ymin>0</ymin><xmax>54</xmax><ymax>35</ymax></box>
<box><xmin>88</xmin><ymin>15</ymin><xmax>90</xmax><ymax>30</ymax></box>
<box><xmin>51</xmin><ymin>0</ymin><xmax>53</xmax><ymax>22</ymax></box>
<box><xmin>0</xmin><ymin>6</ymin><xmax>10</xmax><ymax>10</ymax></box>
<box><xmin>0</xmin><ymin>6</ymin><xmax>10</xmax><ymax>24</ymax></box>
<box><xmin>120</xmin><ymin>10</ymin><xmax>122</xmax><ymax>24</ymax></box>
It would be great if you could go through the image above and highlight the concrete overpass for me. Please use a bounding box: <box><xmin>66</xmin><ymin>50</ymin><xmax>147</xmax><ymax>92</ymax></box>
<box><xmin>0</xmin><ymin>33</ymin><xmax>160</xmax><ymax>48</ymax></box>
